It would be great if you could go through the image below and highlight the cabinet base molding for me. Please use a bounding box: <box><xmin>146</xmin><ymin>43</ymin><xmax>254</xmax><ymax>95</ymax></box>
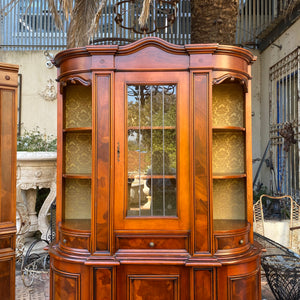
<box><xmin>50</xmin><ymin>245</ymin><xmax>261</xmax><ymax>300</ymax></box>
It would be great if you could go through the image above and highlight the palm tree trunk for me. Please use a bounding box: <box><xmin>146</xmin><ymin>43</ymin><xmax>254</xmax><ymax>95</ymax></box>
<box><xmin>191</xmin><ymin>0</ymin><xmax>239</xmax><ymax>45</ymax></box>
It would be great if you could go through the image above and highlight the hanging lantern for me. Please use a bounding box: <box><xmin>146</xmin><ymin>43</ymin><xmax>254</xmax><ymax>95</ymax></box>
<box><xmin>114</xmin><ymin>0</ymin><xmax>179</xmax><ymax>35</ymax></box>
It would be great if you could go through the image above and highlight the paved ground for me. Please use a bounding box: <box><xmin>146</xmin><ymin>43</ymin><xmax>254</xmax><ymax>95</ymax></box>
<box><xmin>16</xmin><ymin>266</ymin><xmax>50</xmax><ymax>300</ymax></box>
<box><xmin>15</xmin><ymin>267</ymin><xmax>273</xmax><ymax>300</ymax></box>
<box><xmin>261</xmin><ymin>273</ymin><xmax>276</xmax><ymax>300</ymax></box>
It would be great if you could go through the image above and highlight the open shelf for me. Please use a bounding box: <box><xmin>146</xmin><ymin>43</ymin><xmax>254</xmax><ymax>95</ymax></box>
<box><xmin>61</xmin><ymin>219</ymin><xmax>91</xmax><ymax>232</ymax></box>
<box><xmin>213</xmin><ymin>126</ymin><xmax>245</xmax><ymax>132</ymax></box>
<box><xmin>213</xmin><ymin>173</ymin><xmax>246</xmax><ymax>179</ymax></box>
<box><xmin>63</xmin><ymin>127</ymin><xmax>92</xmax><ymax>133</ymax></box>
<box><xmin>212</xmin><ymin>83</ymin><xmax>244</xmax><ymax>128</ymax></box>
<box><xmin>213</xmin><ymin>219</ymin><xmax>248</xmax><ymax>232</ymax></box>
<box><xmin>212</xmin><ymin>131</ymin><xmax>245</xmax><ymax>175</ymax></box>
<box><xmin>63</xmin><ymin>178</ymin><xmax>91</xmax><ymax>228</ymax></box>
<box><xmin>63</xmin><ymin>173</ymin><xmax>92</xmax><ymax>179</ymax></box>
<box><xmin>64</xmin><ymin>85</ymin><xmax>92</xmax><ymax>128</ymax></box>
<box><xmin>128</xmin><ymin>126</ymin><xmax>176</xmax><ymax>130</ymax></box>
<box><xmin>213</xmin><ymin>178</ymin><xmax>246</xmax><ymax>221</ymax></box>
<box><xmin>64</xmin><ymin>132</ymin><xmax>92</xmax><ymax>174</ymax></box>
<box><xmin>212</xmin><ymin>81</ymin><xmax>248</xmax><ymax>235</ymax></box>
<box><xmin>128</xmin><ymin>174</ymin><xmax>176</xmax><ymax>179</ymax></box>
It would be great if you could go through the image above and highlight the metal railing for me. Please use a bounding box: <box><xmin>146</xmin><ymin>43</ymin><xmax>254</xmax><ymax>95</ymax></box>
<box><xmin>0</xmin><ymin>0</ymin><xmax>297</xmax><ymax>49</ymax></box>
<box><xmin>0</xmin><ymin>0</ymin><xmax>190</xmax><ymax>49</ymax></box>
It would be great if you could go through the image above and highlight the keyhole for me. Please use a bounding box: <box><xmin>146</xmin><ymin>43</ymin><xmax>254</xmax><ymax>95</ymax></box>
<box><xmin>117</xmin><ymin>142</ymin><xmax>120</xmax><ymax>162</ymax></box>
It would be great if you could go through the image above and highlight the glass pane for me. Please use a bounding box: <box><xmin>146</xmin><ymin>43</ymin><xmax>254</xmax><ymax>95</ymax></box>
<box><xmin>127</xmin><ymin>85</ymin><xmax>177</xmax><ymax>216</ymax></box>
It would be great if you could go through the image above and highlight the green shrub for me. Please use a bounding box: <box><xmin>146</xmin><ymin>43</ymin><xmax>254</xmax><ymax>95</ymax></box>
<box><xmin>17</xmin><ymin>127</ymin><xmax>57</xmax><ymax>152</ymax></box>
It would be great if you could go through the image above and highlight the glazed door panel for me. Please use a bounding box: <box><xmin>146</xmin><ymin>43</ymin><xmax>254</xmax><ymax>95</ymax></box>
<box><xmin>114</xmin><ymin>72</ymin><xmax>190</xmax><ymax>231</ymax></box>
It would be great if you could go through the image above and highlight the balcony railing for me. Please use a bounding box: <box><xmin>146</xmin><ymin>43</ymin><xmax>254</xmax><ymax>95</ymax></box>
<box><xmin>0</xmin><ymin>0</ymin><xmax>297</xmax><ymax>50</ymax></box>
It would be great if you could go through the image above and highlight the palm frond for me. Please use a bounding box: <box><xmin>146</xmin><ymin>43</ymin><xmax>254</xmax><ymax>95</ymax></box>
<box><xmin>88</xmin><ymin>0</ymin><xmax>108</xmax><ymax>39</ymax></box>
<box><xmin>139</xmin><ymin>0</ymin><xmax>152</xmax><ymax>27</ymax></box>
<box><xmin>47</xmin><ymin>0</ymin><xmax>64</xmax><ymax>29</ymax></box>
<box><xmin>60</xmin><ymin>0</ymin><xmax>73</xmax><ymax>19</ymax></box>
<box><xmin>0</xmin><ymin>0</ymin><xmax>19</xmax><ymax>15</ymax></box>
<box><xmin>67</xmin><ymin>0</ymin><xmax>98</xmax><ymax>48</ymax></box>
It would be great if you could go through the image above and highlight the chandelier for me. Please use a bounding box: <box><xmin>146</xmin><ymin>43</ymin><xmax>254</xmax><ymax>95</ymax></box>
<box><xmin>114</xmin><ymin>0</ymin><xmax>179</xmax><ymax>35</ymax></box>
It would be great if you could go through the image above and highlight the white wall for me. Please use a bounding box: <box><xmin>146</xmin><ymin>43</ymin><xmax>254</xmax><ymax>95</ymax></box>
<box><xmin>252</xmin><ymin>18</ymin><xmax>300</xmax><ymax>191</ymax></box>
<box><xmin>0</xmin><ymin>50</ymin><xmax>58</xmax><ymax>136</ymax></box>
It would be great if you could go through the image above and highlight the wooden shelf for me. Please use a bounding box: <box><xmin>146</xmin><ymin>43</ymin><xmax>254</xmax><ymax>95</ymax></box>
<box><xmin>61</xmin><ymin>219</ymin><xmax>91</xmax><ymax>231</ymax></box>
<box><xmin>128</xmin><ymin>174</ymin><xmax>176</xmax><ymax>179</ymax></box>
<box><xmin>213</xmin><ymin>126</ymin><xmax>245</xmax><ymax>132</ymax></box>
<box><xmin>213</xmin><ymin>219</ymin><xmax>248</xmax><ymax>231</ymax></box>
<box><xmin>63</xmin><ymin>173</ymin><xmax>92</xmax><ymax>179</ymax></box>
<box><xmin>213</xmin><ymin>173</ymin><xmax>246</xmax><ymax>179</ymax></box>
<box><xmin>63</xmin><ymin>127</ymin><xmax>92</xmax><ymax>133</ymax></box>
<box><xmin>128</xmin><ymin>126</ymin><xmax>176</xmax><ymax>130</ymax></box>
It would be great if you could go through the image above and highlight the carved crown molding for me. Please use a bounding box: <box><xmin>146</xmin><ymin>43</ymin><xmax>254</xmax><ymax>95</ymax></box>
<box><xmin>59</xmin><ymin>76</ymin><xmax>92</xmax><ymax>93</ymax></box>
<box><xmin>213</xmin><ymin>73</ymin><xmax>249</xmax><ymax>92</ymax></box>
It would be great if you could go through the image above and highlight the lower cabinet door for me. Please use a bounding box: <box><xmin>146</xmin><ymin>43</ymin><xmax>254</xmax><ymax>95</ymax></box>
<box><xmin>228</xmin><ymin>270</ymin><xmax>260</xmax><ymax>300</ymax></box>
<box><xmin>217</xmin><ymin>253</ymin><xmax>261</xmax><ymax>300</ymax></box>
<box><xmin>50</xmin><ymin>257</ymin><xmax>91</xmax><ymax>300</ymax></box>
<box><xmin>116</xmin><ymin>265</ymin><xmax>190</xmax><ymax>300</ymax></box>
<box><xmin>52</xmin><ymin>268</ymin><xmax>80</xmax><ymax>300</ymax></box>
<box><xmin>0</xmin><ymin>256</ymin><xmax>15</xmax><ymax>300</ymax></box>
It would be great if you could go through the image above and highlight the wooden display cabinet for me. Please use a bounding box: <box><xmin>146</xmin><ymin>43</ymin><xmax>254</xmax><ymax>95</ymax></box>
<box><xmin>50</xmin><ymin>37</ymin><xmax>261</xmax><ymax>299</ymax></box>
<box><xmin>0</xmin><ymin>63</ymin><xmax>19</xmax><ymax>300</ymax></box>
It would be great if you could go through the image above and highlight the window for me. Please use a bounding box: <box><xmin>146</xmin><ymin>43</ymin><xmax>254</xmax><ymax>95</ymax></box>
<box><xmin>269</xmin><ymin>48</ymin><xmax>300</xmax><ymax>196</ymax></box>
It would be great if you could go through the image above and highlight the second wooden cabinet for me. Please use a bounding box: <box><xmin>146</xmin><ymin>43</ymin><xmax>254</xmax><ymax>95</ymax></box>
<box><xmin>50</xmin><ymin>37</ymin><xmax>261</xmax><ymax>299</ymax></box>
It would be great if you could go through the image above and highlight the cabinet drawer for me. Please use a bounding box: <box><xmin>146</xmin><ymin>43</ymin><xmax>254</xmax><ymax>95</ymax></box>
<box><xmin>59</xmin><ymin>229</ymin><xmax>91</xmax><ymax>255</ymax></box>
<box><xmin>214</xmin><ymin>231</ymin><xmax>250</xmax><ymax>255</ymax></box>
<box><xmin>0</xmin><ymin>234</ymin><xmax>14</xmax><ymax>253</ymax></box>
<box><xmin>116</xmin><ymin>235</ymin><xmax>189</xmax><ymax>251</ymax></box>
<box><xmin>0</xmin><ymin>70</ymin><xmax>18</xmax><ymax>86</ymax></box>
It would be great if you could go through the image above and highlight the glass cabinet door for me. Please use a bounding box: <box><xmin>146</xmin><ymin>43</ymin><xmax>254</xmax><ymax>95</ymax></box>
<box><xmin>114</xmin><ymin>72</ymin><xmax>189</xmax><ymax>231</ymax></box>
<box><xmin>127</xmin><ymin>84</ymin><xmax>177</xmax><ymax>217</ymax></box>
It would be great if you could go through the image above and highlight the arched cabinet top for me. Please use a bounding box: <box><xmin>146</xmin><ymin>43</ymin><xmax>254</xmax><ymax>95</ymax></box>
<box><xmin>54</xmin><ymin>37</ymin><xmax>256</xmax><ymax>90</ymax></box>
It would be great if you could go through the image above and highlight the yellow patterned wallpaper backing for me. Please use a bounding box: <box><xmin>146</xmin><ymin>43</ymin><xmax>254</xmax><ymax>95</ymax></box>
<box><xmin>64</xmin><ymin>178</ymin><xmax>91</xmax><ymax>220</ymax></box>
<box><xmin>64</xmin><ymin>132</ymin><xmax>92</xmax><ymax>174</ymax></box>
<box><xmin>64</xmin><ymin>85</ymin><xmax>92</xmax><ymax>128</ymax></box>
<box><xmin>212</xmin><ymin>132</ymin><xmax>245</xmax><ymax>174</ymax></box>
<box><xmin>213</xmin><ymin>179</ymin><xmax>246</xmax><ymax>220</ymax></box>
<box><xmin>212</xmin><ymin>83</ymin><xmax>244</xmax><ymax>128</ymax></box>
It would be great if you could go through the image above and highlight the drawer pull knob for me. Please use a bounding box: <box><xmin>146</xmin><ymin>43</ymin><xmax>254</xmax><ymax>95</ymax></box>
<box><xmin>63</xmin><ymin>239</ymin><xmax>67</xmax><ymax>244</ymax></box>
<box><xmin>149</xmin><ymin>242</ymin><xmax>155</xmax><ymax>247</ymax></box>
<box><xmin>239</xmin><ymin>239</ymin><xmax>244</xmax><ymax>245</ymax></box>
<box><xmin>5</xmin><ymin>75</ymin><xmax>10</xmax><ymax>80</ymax></box>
